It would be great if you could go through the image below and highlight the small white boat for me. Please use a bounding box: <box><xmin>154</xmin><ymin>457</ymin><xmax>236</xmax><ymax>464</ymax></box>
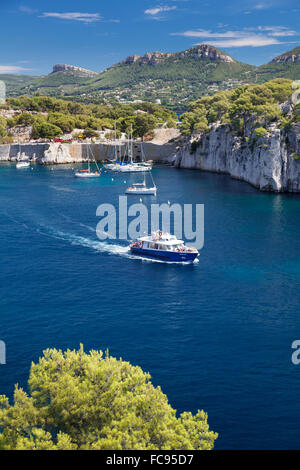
<box><xmin>103</xmin><ymin>163</ymin><xmax>116</xmax><ymax>170</ymax></box>
<box><xmin>75</xmin><ymin>169</ymin><xmax>101</xmax><ymax>178</ymax></box>
<box><xmin>126</xmin><ymin>182</ymin><xmax>157</xmax><ymax>195</ymax></box>
<box><xmin>16</xmin><ymin>146</ymin><xmax>30</xmax><ymax>168</ymax></box>
<box><xmin>116</xmin><ymin>163</ymin><xmax>151</xmax><ymax>173</ymax></box>
<box><xmin>16</xmin><ymin>160</ymin><xmax>30</xmax><ymax>168</ymax></box>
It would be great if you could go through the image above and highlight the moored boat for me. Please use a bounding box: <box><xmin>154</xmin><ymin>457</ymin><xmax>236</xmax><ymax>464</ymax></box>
<box><xmin>130</xmin><ymin>231</ymin><xmax>199</xmax><ymax>262</ymax></box>
<box><xmin>75</xmin><ymin>169</ymin><xmax>101</xmax><ymax>178</ymax></box>
<box><xmin>16</xmin><ymin>159</ymin><xmax>30</xmax><ymax>169</ymax></box>
<box><xmin>75</xmin><ymin>144</ymin><xmax>101</xmax><ymax>178</ymax></box>
<box><xmin>126</xmin><ymin>182</ymin><xmax>157</xmax><ymax>195</ymax></box>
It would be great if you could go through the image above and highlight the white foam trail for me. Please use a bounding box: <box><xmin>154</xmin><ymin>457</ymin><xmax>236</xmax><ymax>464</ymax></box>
<box><xmin>50</xmin><ymin>229</ymin><xmax>130</xmax><ymax>257</ymax></box>
<box><xmin>49</xmin><ymin>185</ymin><xmax>76</xmax><ymax>193</ymax></box>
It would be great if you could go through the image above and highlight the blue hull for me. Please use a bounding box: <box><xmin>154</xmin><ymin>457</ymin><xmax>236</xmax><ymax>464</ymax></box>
<box><xmin>130</xmin><ymin>247</ymin><xmax>198</xmax><ymax>262</ymax></box>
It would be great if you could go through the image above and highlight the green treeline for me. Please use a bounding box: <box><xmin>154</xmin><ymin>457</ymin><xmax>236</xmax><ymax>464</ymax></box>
<box><xmin>180</xmin><ymin>78</ymin><xmax>298</xmax><ymax>137</ymax></box>
<box><xmin>0</xmin><ymin>96</ymin><xmax>177</xmax><ymax>141</ymax></box>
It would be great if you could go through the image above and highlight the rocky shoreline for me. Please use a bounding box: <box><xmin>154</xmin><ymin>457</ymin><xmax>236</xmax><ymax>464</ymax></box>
<box><xmin>2</xmin><ymin>122</ymin><xmax>300</xmax><ymax>193</ymax></box>
<box><xmin>171</xmin><ymin>122</ymin><xmax>300</xmax><ymax>193</ymax></box>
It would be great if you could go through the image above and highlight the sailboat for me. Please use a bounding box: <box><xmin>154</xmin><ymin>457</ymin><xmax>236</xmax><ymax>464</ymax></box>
<box><xmin>103</xmin><ymin>122</ymin><xmax>119</xmax><ymax>170</ymax></box>
<box><xmin>126</xmin><ymin>157</ymin><xmax>157</xmax><ymax>195</ymax></box>
<box><xmin>75</xmin><ymin>143</ymin><xmax>101</xmax><ymax>178</ymax></box>
<box><xmin>110</xmin><ymin>125</ymin><xmax>152</xmax><ymax>173</ymax></box>
<box><xmin>126</xmin><ymin>176</ymin><xmax>157</xmax><ymax>195</ymax></box>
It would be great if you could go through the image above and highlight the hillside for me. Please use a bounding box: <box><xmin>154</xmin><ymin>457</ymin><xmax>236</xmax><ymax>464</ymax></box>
<box><xmin>74</xmin><ymin>46</ymin><xmax>254</xmax><ymax>108</ymax></box>
<box><xmin>251</xmin><ymin>47</ymin><xmax>300</xmax><ymax>83</ymax></box>
<box><xmin>0</xmin><ymin>46</ymin><xmax>254</xmax><ymax>107</ymax></box>
<box><xmin>1</xmin><ymin>44</ymin><xmax>300</xmax><ymax>108</ymax></box>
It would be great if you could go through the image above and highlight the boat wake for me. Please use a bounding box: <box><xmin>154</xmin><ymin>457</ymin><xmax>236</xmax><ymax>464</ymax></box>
<box><xmin>2</xmin><ymin>209</ymin><xmax>198</xmax><ymax>265</ymax></box>
<box><xmin>39</xmin><ymin>227</ymin><xmax>131</xmax><ymax>258</ymax></box>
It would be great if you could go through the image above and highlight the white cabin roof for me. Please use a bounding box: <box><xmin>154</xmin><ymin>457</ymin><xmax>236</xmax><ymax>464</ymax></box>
<box><xmin>138</xmin><ymin>232</ymin><xmax>184</xmax><ymax>245</ymax></box>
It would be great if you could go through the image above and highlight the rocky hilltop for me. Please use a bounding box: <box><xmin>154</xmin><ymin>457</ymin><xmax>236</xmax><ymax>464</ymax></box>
<box><xmin>271</xmin><ymin>46</ymin><xmax>300</xmax><ymax>63</ymax></box>
<box><xmin>52</xmin><ymin>64</ymin><xmax>99</xmax><ymax>77</ymax></box>
<box><xmin>122</xmin><ymin>45</ymin><xmax>234</xmax><ymax>66</ymax></box>
<box><xmin>179</xmin><ymin>45</ymin><xmax>234</xmax><ymax>62</ymax></box>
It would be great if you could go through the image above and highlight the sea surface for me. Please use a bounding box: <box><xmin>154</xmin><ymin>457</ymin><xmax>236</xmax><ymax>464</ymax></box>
<box><xmin>0</xmin><ymin>162</ymin><xmax>300</xmax><ymax>449</ymax></box>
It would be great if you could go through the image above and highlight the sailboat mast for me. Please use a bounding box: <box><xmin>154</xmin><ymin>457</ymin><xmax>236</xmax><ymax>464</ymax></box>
<box><xmin>131</xmin><ymin>124</ymin><xmax>133</xmax><ymax>163</ymax></box>
<box><xmin>114</xmin><ymin>122</ymin><xmax>117</xmax><ymax>162</ymax></box>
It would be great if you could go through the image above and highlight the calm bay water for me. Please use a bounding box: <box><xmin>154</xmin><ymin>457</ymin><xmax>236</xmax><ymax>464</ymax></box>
<box><xmin>0</xmin><ymin>161</ymin><xmax>300</xmax><ymax>449</ymax></box>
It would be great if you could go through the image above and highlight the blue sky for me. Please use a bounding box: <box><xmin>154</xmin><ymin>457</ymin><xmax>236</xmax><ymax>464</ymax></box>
<box><xmin>1</xmin><ymin>0</ymin><xmax>300</xmax><ymax>75</ymax></box>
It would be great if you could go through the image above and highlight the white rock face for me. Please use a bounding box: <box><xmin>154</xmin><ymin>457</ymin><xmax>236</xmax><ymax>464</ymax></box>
<box><xmin>39</xmin><ymin>143</ymin><xmax>74</xmax><ymax>165</ymax></box>
<box><xmin>52</xmin><ymin>64</ymin><xmax>98</xmax><ymax>77</ymax></box>
<box><xmin>173</xmin><ymin>123</ymin><xmax>300</xmax><ymax>192</ymax></box>
<box><xmin>0</xmin><ymin>141</ymin><xmax>178</xmax><ymax>164</ymax></box>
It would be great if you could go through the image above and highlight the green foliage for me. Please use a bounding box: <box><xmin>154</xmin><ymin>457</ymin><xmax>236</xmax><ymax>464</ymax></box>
<box><xmin>32</xmin><ymin>120</ymin><xmax>62</xmax><ymax>139</ymax></box>
<box><xmin>105</xmin><ymin>130</ymin><xmax>122</xmax><ymax>139</ymax></box>
<box><xmin>180</xmin><ymin>109</ymin><xmax>210</xmax><ymax>135</ymax></box>
<box><xmin>133</xmin><ymin>114</ymin><xmax>157</xmax><ymax>138</ymax></box>
<box><xmin>48</xmin><ymin>112</ymin><xmax>75</xmax><ymax>133</ymax></box>
<box><xmin>166</xmin><ymin>118</ymin><xmax>176</xmax><ymax>128</ymax></box>
<box><xmin>4</xmin><ymin>95</ymin><xmax>174</xmax><ymax>139</ymax></box>
<box><xmin>182</xmin><ymin>79</ymin><xmax>294</xmax><ymax>135</ymax></box>
<box><xmin>0</xmin><ymin>116</ymin><xmax>7</xmax><ymax>140</ymax></box>
<box><xmin>292</xmin><ymin>153</ymin><xmax>300</xmax><ymax>160</ymax></box>
<box><xmin>254</xmin><ymin>127</ymin><xmax>268</xmax><ymax>138</ymax></box>
<box><xmin>0</xmin><ymin>125</ymin><xmax>7</xmax><ymax>140</ymax></box>
<box><xmin>0</xmin><ymin>347</ymin><xmax>217</xmax><ymax>450</ymax></box>
<box><xmin>83</xmin><ymin>128</ymin><xmax>98</xmax><ymax>138</ymax></box>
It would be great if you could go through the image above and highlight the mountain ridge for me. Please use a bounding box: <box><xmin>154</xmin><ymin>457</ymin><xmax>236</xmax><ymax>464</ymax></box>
<box><xmin>119</xmin><ymin>45</ymin><xmax>235</xmax><ymax>66</ymax></box>
<box><xmin>1</xmin><ymin>44</ymin><xmax>300</xmax><ymax>108</ymax></box>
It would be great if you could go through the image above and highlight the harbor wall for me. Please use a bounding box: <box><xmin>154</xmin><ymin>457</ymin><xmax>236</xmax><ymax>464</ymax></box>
<box><xmin>0</xmin><ymin>141</ymin><xmax>177</xmax><ymax>164</ymax></box>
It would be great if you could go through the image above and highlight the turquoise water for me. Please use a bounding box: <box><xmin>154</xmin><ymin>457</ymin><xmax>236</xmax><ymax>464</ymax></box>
<box><xmin>0</xmin><ymin>162</ymin><xmax>300</xmax><ymax>449</ymax></box>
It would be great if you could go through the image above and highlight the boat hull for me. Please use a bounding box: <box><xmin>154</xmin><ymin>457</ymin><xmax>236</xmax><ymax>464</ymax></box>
<box><xmin>116</xmin><ymin>167</ymin><xmax>151</xmax><ymax>173</ymax></box>
<box><xmin>130</xmin><ymin>247</ymin><xmax>198</xmax><ymax>262</ymax></box>
<box><xmin>16</xmin><ymin>163</ymin><xmax>30</xmax><ymax>168</ymax></box>
<box><xmin>126</xmin><ymin>188</ymin><xmax>157</xmax><ymax>195</ymax></box>
<box><xmin>75</xmin><ymin>172</ymin><xmax>100</xmax><ymax>178</ymax></box>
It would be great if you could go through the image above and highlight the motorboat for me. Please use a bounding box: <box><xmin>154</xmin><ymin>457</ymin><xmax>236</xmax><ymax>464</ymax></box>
<box><xmin>130</xmin><ymin>231</ymin><xmax>199</xmax><ymax>262</ymax></box>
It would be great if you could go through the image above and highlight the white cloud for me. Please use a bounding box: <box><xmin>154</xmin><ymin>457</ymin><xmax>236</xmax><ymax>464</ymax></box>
<box><xmin>256</xmin><ymin>26</ymin><xmax>297</xmax><ymax>37</ymax></box>
<box><xmin>171</xmin><ymin>29</ymin><xmax>248</xmax><ymax>38</ymax></box>
<box><xmin>171</xmin><ymin>26</ymin><xmax>299</xmax><ymax>47</ymax></box>
<box><xmin>0</xmin><ymin>65</ymin><xmax>30</xmax><ymax>74</ymax></box>
<box><xmin>144</xmin><ymin>6</ymin><xmax>177</xmax><ymax>16</ymax></box>
<box><xmin>40</xmin><ymin>12</ymin><xmax>101</xmax><ymax>23</ymax></box>
<box><xmin>202</xmin><ymin>36</ymin><xmax>285</xmax><ymax>48</ymax></box>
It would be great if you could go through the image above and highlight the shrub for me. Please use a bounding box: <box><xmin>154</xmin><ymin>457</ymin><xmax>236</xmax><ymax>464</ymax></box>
<box><xmin>254</xmin><ymin>127</ymin><xmax>268</xmax><ymax>138</ymax></box>
<box><xmin>0</xmin><ymin>347</ymin><xmax>218</xmax><ymax>450</ymax></box>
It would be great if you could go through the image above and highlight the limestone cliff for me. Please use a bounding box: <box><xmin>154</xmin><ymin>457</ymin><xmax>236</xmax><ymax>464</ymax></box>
<box><xmin>52</xmin><ymin>64</ymin><xmax>98</xmax><ymax>77</ymax></box>
<box><xmin>271</xmin><ymin>46</ymin><xmax>300</xmax><ymax>64</ymax></box>
<box><xmin>121</xmin><ymin>45</ymin><xmax>235</xmax><ymax>66</ymax></box>
<box><xmin>173</xmin><ymin>122</ymin><xmax>300</xmax><ymax>192</ymax></box>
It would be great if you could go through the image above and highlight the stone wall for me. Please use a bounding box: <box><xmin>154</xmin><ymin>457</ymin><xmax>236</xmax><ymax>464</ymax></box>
<box><xmin>0</xmin><ymin>141</ymin><xmax>177</xmax><ymax>164</ymax></box>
